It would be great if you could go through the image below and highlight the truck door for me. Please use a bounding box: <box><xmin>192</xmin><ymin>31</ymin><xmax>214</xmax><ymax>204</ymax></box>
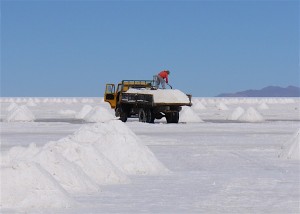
<box><xmin>104</xmin><ymin>84</ymin><xmax>116</xmax><ymax>108</ymax></box>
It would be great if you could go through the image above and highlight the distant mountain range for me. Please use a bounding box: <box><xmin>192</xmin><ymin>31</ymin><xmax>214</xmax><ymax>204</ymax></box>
<box><xmin>217</xmin><ymin>86</ymin><xmax>300</xmax><ymax>97</ymax></box>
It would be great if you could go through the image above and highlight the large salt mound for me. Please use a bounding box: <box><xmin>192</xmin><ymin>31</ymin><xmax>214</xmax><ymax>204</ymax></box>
<box><xmin>76</xmin><ymin>105</ymin><xmax>93</xmax><ymax>119</ymax></box>
<box><xmin>227</xmin><ymin>107</ymin><xmax>245</xmax><ymax>120</ymax></box>
<box><xmin>237</xmin><ymin>107</ymin><xmax>265</xmax><ymax>122</ymax></box>
<box><xmin>179</xmin><ymin>106</ymin><xmax>203</xmax><ymax>123</ymax></box>
<box><xmin>45</xmin><ymin>139</ymin><xmax>130</xmax><ymax>185</ymax></box>
<box><xmin>35</xmin><ymin>148</ymin><xmax>100</xmax><ymax>194</ymax></box>
<box><xmin>84</xmin><ymin>106</ymin><xmax>116</xmax><ymax>122</ymax></box>
<box><xmin>279</xmin><ymin>129</ymin><xmax>300</xmax><ymax>160</ymax></box>
<box><xmin>0</xmin><ymin>162</ymin><xmax>74</xmax><ymax>209</ymax></box>
<box><xmin>71</xmin><ymin>120</ymin><xmax>169</xmax><ymax>175</ymax></box>
<box><xmin>6</xmin><ymin>105</ymin><xmax>35</xmax><ymax>122</ymax></box>
<box><xmin>4</xmin><ymin>144</ymin><xmax>100</xmax><ymax>194</ymax></box>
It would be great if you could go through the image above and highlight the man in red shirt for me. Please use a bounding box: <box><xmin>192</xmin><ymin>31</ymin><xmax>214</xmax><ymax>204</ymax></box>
<box><xmin>155</xmin><ymin>70</ymin><xmax>170</xmax><ymax>89</ymax></box>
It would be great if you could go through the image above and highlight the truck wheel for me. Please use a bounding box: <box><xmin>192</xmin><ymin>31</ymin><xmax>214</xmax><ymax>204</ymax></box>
<box><xmin>166</xmin><ymin>112</ymin><xmax>179</xmax><ymax>123</ymax></box>
<box><xmin>146</xmin><ymin>109</ymin><xmax>155</xmax><ymax>123</ymax></box>
<box><xmin>115</xmin><ymin>108</ymin><xmax>120</xmax><ymax>117</ymax></box>
<box><xmin>117</xmin><ymin>108</ymin><xmax>127</xmax><ymax>122</ymax></box>
<box><xmin>138</xmin><ymin>109</ymin><xmax>147</xmax><ymax>122</ymax></box>
<box><xmin>120</xmin><ymin>111</ymin><xmax>128</xmax><ymax>122</ymax></box>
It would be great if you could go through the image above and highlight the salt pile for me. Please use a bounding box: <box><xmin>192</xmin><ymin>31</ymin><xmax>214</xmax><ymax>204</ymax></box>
<box><xmin>45</xmin><ymin>139</ymin><xmax>130</xmax><ymax>185</ymax></box>
<box><xmin>1</xmin><ymin>120</ymin><xmax>167</xmax><ymax>209</ymax></box>
<box><xmin>227</xmin><ymin>107</ymin><xmax>245</xmax><ymax>120</ymax></box>
<box><xmin>1</xmin><ymin>162</ymin><xmax>74</xmax><ymax>209</ymax></box>
<box><xmin>216</xmin><ymin>102</ymin><xmax>229</xmax><ymax>110</ymax></box>
<box><xmin>5</xmin><ymin>105</ymin><xmax>35</xmax><ymax>122</ymax></box>
<box><xmin>279</xmin><ymin>129</ymin><xmax>300</xmax><ymax>160</ymax></box>
<box><xmin>71</xmin><ymin>120</ymin><xmax>169</xmax><ymax>175</ymax></box>
<box><xmin>6</xmin><ymin>102</ymin><xmax>18</xmax><ymax>111</ymax></box>
<box><xmin>26</xmin><ymin>99</ymin><xmax>37</xmax><ymax>107</ymax></box>
<box><xmin>179</xmin><ymin>106</ymin><xmax>203</xmax><ymax>123</ymax></box>
<box><xmin>237</xmin><ymin>107</ymin><xmax>265</xmax><ymax>122</ymax></box>
<box><xmin>76</xmin><ymin>105</ymin><xmax>93</xmax><ymax>119</ymax></box>
<box><xmin>58</xmin><ymin>109</ymin><xmax>76</xmax><ymax>116</ymax></box>
<box><xmin>258</xmin><ymin>102</ymin><xmax>269</xmax><ymax>110</ymax></box>
<box><xmin>84</xmin><ymin>106</ymin><xmax>116</xmax><ymax>122</ymax></box>
<box><xmin>192</xmin><ymin>101</ymin><xmax>206</xmax><ymax>111</ymax></box>
<box><xmin>35</xmin><ymin>148</ymin><xmax>100</xmax><ymax>194</ymax></box>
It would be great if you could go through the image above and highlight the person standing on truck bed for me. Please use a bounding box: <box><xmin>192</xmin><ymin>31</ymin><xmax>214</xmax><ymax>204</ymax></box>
<box><xmin>155</xmin><ymin>70</ymin><xmax>170</xmax><ymax>89</ymax></box>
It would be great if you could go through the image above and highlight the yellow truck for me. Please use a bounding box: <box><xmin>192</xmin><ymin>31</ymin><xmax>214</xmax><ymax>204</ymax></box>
<box><xmin>104</xmin><ymin>80</ymin><xmax>192</xmax><ymax>123</ymax></box>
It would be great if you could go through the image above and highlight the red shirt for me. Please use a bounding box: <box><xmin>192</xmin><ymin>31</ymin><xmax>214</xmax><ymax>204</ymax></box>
<box><xmin>158</xmin><ymin>71</ymin><xmax>169</xmax><ymax>83</ymax></box>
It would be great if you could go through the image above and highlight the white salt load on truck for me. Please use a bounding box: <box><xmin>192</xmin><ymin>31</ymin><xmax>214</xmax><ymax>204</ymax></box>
<box><xmin>125</xmin><ymin>88</ymin><xmax>190</xmax><ymax>104</ymax></box>
<box><xmin>279</xmin><ymin>129</ymin><xmax>300</xmax><ymax>160</ymax></box>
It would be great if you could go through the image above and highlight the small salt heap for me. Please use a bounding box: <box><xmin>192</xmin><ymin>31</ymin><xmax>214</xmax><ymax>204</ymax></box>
<box><xmin>179</xmin><ymin>106</ymin><xmax>203</xmax><ymax>123</ymax></box>
<box><xmin>6</xmin><ymin>105</ymin><xmax>35</xmax><ymax>122</ymax></box>
<box><xmin>227</xmin><ymin>107</ymin><xmax>245</xmax><ymax>120</ymax></box>
<box><xmin>237</xmin><ymin>107</ymin><xmax>264</xmax><ymax>122</ymax></box>
<box><xmin>84</xmin><ymin>106</ymin><xmax>116</xmax><ymax>122</ymax></box>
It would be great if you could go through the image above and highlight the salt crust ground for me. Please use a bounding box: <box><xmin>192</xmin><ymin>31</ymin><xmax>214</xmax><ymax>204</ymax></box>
<box><xmin>0</xmin><ymin>97</ymin><xmax>299</xmax><ymax>213</ymax></box>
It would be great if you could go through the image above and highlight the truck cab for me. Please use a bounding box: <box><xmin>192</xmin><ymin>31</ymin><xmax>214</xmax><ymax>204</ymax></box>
<box><xmin>104</xmin><ymin>80</ymin><xmax>154</xmax><ymax>109</ymax></box>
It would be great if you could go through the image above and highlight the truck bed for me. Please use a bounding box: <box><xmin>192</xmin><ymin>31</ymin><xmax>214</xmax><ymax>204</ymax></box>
<box><xmin>122</xmin><ymin>88</ymin><xmax>191</xmax><ymax>106</ymax></box>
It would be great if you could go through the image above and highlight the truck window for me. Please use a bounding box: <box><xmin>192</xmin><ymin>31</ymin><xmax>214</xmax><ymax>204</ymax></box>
<box><xmin>106</xmin><ymin>84</ymin><xmax>115</xmax><ymax>93</ymax></box>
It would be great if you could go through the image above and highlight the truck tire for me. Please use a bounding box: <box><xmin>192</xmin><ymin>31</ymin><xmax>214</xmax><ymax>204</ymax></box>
<box><xmin>138</xmin><ymin>109</ymin><xmax>146</xmax><ymax>122</ymax></box>
<box><xmin>146</xmin><ymin>109</ymin><xmax>155</xmax><ymax>123</ymax></box>
<box><xmin>166</xmin><ymin>112</ymin><xmax>179</xmax><ymax>123</ymax></box>
<box><xmin>117</xmin><ymin>107</ymin><xmax>127</xmax><ymax>122</ymax></box>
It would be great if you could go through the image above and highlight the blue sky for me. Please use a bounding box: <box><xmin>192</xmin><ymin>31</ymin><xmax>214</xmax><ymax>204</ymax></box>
<box><xmin>1</xmin><ymin>0</ymin><xmax>299</xmax><ymax>97</ymax></box>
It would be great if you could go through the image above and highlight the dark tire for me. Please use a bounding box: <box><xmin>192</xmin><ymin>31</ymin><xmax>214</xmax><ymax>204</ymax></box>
<box><xmin>117</xmin><ymin>107</ymin><xmax>127</xmax><ymax>122</ymax></box>
<box><xmin>115</xmin><ymin>108</ymin><xmax>120</xmax><ymax>117</ymax></box>
<box><xmin>166</xmin><ymin>112</ymin><xmax>179</xmax><ymax>123</ymax></box>
<box><xmin>146</xmin><ymin>109</ymin><xmax>155</xmax><ymax>123</ymax></box>
<box><xmin>138</xmin><ymin>109</ymin><xmax>146</xmax><ymax>122</ymax></box>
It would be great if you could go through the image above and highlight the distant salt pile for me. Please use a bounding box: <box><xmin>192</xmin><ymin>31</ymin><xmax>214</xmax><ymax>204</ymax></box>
<box><xmin>237</xmin><ymin>107</ymin><xmax>265</xmax><ymax>122</ymax></box>
<box><xmin>192</xmin><ymin>101</ymin><xmax>206</xmax><ymax>111</ymax></box>
<box><xmin>279</xmin><ymin>129</ymin><xmax>300</xmax><ymax>160</ymax></box>
<box><xmin>7</xmin><ymin>102</ymin><xmax>18</xmax><ymax>111</ymax></box>
<box><xmin>84</xmin><ymin>106</ymin><xmax>116</xmax><ymax>122</ymax></box>
<box><xmin>258</xmin><ymin>102</ymin><xmax>269</xmax><ymax>110</ymax></box>
<box><xmin>26</xmin><ymin>99</ymin><xmax>37</xmax><ymax>107</ymax></box>
<box><xmin>6</xmin><ymin>105</ymin><xmax>35</xmax><ymax>122</ymax></box>
<box><xmin>58</xmin><ymin>109</ymin><xmax>76</xmax><ymax>116</ymax></box>
<box><xmin>227</xmin><ymin>107</ymin><xmax>245</xmax><ymax>120</ymax></box>
<box><xmin>1</xmin><ymin>120</ymin><xmax>167</xmax><ymax>209</ymax></box>
<box><xmin>216</xmin><ymin>102</ymin><xmax>229</xmax><ymax>110</ymax></box>
<box><xmin>76</xmin><ymin>105</ymin><xmax>93</xmax><ymax>119</ymax></box>
<box><xmin>179</xmin><ymin>106</ymin><xmax>203</xmax><ymax>123</ymax></box>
